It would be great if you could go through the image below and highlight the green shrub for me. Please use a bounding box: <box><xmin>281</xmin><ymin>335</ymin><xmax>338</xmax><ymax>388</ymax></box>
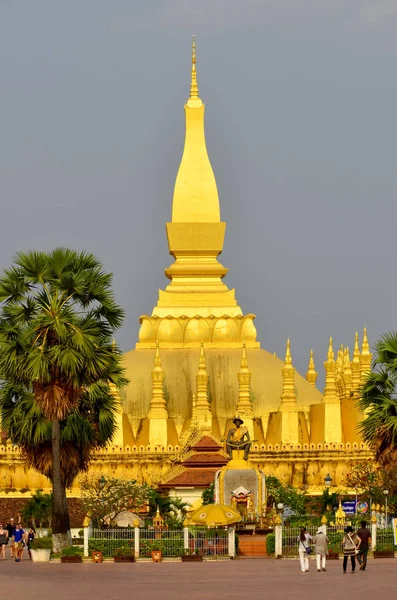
<box><xmin>113</xmin><ymin>545</ymin><xmax>134</xmax><ymax>557</ymax></box>
<box><xmin>30</xmin><ymin>537</ymin><xmax>52</xmax><ymax>550</ymax></box>
<box><xmin>266</xmin><ymin>533</ymin><xmax>275</xmax><ymax>556</ymax></box>
<box><xmin>88</xmin><ymin>539</ymin><xmax>134</xmax><ymax>557</ymax></box>
<box><xmin>61</xmin><ymin>546</ymin><xmax>82</xmax><ymax>557</ymax></box>
<box><xmin>139</xmin><ymin>538</ymin><xmax>184</xmax><ymax>557</ymax></box>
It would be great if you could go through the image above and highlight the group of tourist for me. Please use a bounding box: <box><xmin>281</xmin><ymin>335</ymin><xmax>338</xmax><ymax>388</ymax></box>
<box><xmin>0</xmin><ymin>518</ymin><xmax>35</xmax><ymax>562</ymax></box>
<box><xmin>298</xmin><ymin>520</ymin><xmax>371</xmax><ymax>573</ymax></box>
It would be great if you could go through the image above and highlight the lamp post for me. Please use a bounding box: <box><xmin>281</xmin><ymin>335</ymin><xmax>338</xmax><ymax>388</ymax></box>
<box><xmin>383</xmin><ymin>490</ymin><xmax>389</xmax><ymax>526</ymax></box>
<box><xmin>324</xmin><ymin>474</ymin><xmax>332</xmax><ymax>489</ymax></box>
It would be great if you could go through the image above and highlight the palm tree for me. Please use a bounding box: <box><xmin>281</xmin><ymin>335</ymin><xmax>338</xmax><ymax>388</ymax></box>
<box><xmin>22</xmin><ymin>489</ymin><xmax>52</xmax><ymax>530</ymax></box>
<box><xmin>0</xmin><ymin>248</ymin><xmax>126</xmax><ymax>551</ymax></box>
<box><xmin>358</xmin><ymin>331</ymin><xmax>397</xmax><ymax>466</ymax></box>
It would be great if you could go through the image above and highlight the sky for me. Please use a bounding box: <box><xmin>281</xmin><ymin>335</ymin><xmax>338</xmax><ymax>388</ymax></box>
<box><xmin>0</xmin><ymin>0</ymin><xmax>396</xmax><ymax>387</ymax></box>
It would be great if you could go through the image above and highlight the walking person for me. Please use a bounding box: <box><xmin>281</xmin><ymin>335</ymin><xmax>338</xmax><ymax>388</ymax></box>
<box><xmin>0</xmin><ymin>522</ymin><xmax>8</xmax><ymax>559</ymax></box>
<box><xmin>12</xmin><ymin>523</ymin><xmax>25</xmax><ymax>562</ymax></box>
<box><xmin>298</xmin><ymin>527</ymin><xmax>313</xmax><ymax>573</ymax></box>
<box><xmin>356</xmin><ymin>521</ymin><xmax>371</xmax><ymax>571</ymax></box>
<box><xmin>27</xmin><ymin>527</ymin><xmax>36</xmax><ymax>561</ymax></box>
<box><xmin>342</xmin><ymin>526</ymin><xmax>361</xmax><ymax>574</ymax></box>
<box><xmin>5</xmin><ymin>518</ymin><xmax>15</xmax><ymax>558</ymax></box>
<box><xmin>313</xmin><ymin>527</ymin><xmax>329</xmax><ymax>572</ymax></box>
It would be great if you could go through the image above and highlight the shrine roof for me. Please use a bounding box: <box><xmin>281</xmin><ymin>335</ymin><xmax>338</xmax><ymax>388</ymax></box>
<box><xmin>159</xmin><ymin>467</ymin><xmax>219</xmax><ymax>488</ymax></box>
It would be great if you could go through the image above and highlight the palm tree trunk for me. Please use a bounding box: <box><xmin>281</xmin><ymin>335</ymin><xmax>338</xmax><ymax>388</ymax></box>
<box><xmin>52</xmin><ymin>418</ymin><xmax>71</xmax><ymax>552</ymax></box>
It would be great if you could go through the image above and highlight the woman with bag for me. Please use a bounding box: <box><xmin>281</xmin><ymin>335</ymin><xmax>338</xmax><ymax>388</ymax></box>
<box><xmin>298</xmin><ymin>527</ymin><xmax>313</xmax><ymax>573</ymax></box>
<box><xmin>342</xmin><ymin>526</ymin><xmax>361</xmax><ymax>574</ymax></box>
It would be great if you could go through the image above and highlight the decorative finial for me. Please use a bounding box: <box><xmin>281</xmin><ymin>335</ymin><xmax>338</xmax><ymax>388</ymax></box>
<box><xmin>327</xmin><ymin>337</ymin><xmax>334</xmax><ymax>361</ymax></box>
<box><xmin>285</xmin><ymin>338</ymin><xmax>292</xmax><ymax>366</ymax></box>
<box><xmin>306</xmin><ymin>349</ymin><xmax>318</xmax><ymax>386</ymax></box>
<box><xmin>190</xmin><ymin>35</ymin><xmax>199</xmax><ymax>99</ymax></box>
<box><xmin>199</xmin><ymin>341</ymin><xmax>206</xmax><ymax>368</ymax></box>
<box><xmin>241</xmin><ymin>341</ymin><xmax>248</xmax><ymax>369</ymax></box>
<box><xmin>154</xmin><ymin>339</ymin><xmax>162</xmax><ymax>367</ymax></box>
<box><xmin>112</xmin><ymin>338</ymin><xmax>116</xmax><ymax>351</ymax></box>
<box><xmin>362</xmin><ymin>326</ymin><xmax>370</xmax><ymax>356</ymax></box>
<box><xmin>354</xmin><ymin>331</ymin><xmax>360</xmax><ymax>360</ymax></box>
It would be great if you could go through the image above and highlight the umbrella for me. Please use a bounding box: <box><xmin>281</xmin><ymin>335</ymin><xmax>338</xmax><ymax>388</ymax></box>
<box><xmin>189</xmin><ymin>504</ymin><xmax>241</xmax><ymax>527</ymax></box>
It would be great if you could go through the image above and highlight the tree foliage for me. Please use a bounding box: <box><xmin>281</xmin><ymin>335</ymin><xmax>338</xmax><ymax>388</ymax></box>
<box><xmin>22</xmin><ymin>489</ymin><xmax>52</xmax><ymax>529</ymax></box>
<box><xmin>81</xmin><ymin>475</ymin><xmax>151</xmax><ymax>528</ymax></box>
<box><xmin>359</xmin><ymin>332</ymin><xmax>397</xmax><ymax>466</ymax></box>
<box><xmin>265</xmin><ymin>476</ymin><xmax>306</xmax><ymax>515</ymax></box>
<box><xmin>0</xmin><ymin>248</ymin><xmax>126</xmax><ymax>548</ymax></box>
<box><xmin>201</xmin><ymin>483</ymin><xmax>215</xmax><ymax>506</ymax></box>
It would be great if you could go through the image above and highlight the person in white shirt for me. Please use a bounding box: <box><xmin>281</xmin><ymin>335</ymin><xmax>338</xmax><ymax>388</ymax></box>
<box><xmin>298</xmin><ymin>527</ymin><xmax>313</xmax><ymax>572</ymax></box>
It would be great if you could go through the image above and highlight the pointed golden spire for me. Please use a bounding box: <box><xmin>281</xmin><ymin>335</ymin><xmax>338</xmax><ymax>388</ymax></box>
<box><xmin>285</xmin><ymin>338</ymin><xmax>292</xmax><ymax>365</ymax></box>
<box><xmin>306</xmin><ymin>349</ymin><xmax>318</xmax><ymax>387</ymax></box>
<box><xmin>361</xmin><ymin>326</ymin><xmax>370</xmax><ymax>356</ymax></box>
<box><xmin>190</xmin><ymin>35</ymin><xmax>199</xmax><ymax>100</ymax></box>
<box><xmin>352</xmin><ymin>331</ymin><xmax>361</xmax><ymax>392</ymax></box>
<box><xmin>154</xmin><ymin>339</ymin><xmax>161</xmax><ymax>367</ymax></box>
<box><xmin>360</xmin><ymin>326</ymin><xmax>372</xmax><ymax>384</ymax></box>
<box><xmin>281</xmin><ymin>338</ymin><xmax>296</xmax><ymax>409</ymax></box>
<box><xmin>241</xmin><ymin>341</ymin><xmax>248</xmax><ymax>369</ymax></box>
<box><xmin>237</xmin><ymin>342</ymin><xmax>253</xmax><ymax>418</ymax></box>
<box><xmin>343</xmin><ymin>346</ymin><xmax>353</xmax><ymax>396</ymax></box>
<box><xmin>199</xmin><ymin>341</ymin><xmax>206</xmax><ymax>370</ymax></box>
<box><xmin>327</xmin><ymin>336</ymin><xmax>334</xmax><ymax>361</ymax></box>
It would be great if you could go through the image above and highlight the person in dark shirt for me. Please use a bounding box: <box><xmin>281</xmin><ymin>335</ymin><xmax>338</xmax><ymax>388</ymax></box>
<box><xmin>5</xmin><ymin>519</ymin><xmax>15</xmax><ymax>558</ymax></box>
<box><xmin>27</xmin><ymin>527</ymin><xmax>36</xmax><ymax>560</ymax></box>
<box><xmin>356</xmin><ymin>520</ymin><xmax>371</xmax><ymax>571</ymax></box>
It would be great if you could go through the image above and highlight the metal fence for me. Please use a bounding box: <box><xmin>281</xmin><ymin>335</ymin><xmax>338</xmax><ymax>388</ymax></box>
<box><xmin>87</xmin><ymin>527</ymin><xmax>231</xmax><ymax>558</ymax></box>
<box><xmin>188</xmin><ymin>528</ymin><xmax>229</xmax><ymax>557</ymax></box>
<box><xmin>139</xmin><ymin>529</ymin><xmax>184</xmax><ymax>557</ymax></box>
<box><xmin>281</xmin><ymin>526</ymin><xmax>318</xmax><ymax>557</ymax></box>
<box><xmin>376</xmin><ymin>527</ymin><xmax>394</xmax><ymax>551</ymax></box>
<box><xmin>88</xmin><ymin>528</ymin><xmax>135</xmax><ymax>557</ymax></box>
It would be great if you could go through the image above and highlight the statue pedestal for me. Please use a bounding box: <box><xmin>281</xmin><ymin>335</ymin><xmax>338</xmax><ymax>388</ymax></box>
<box><xmin>214</xmin><ymin>452</ymin><xmax>266</xmax><ymax>514</ymax></box>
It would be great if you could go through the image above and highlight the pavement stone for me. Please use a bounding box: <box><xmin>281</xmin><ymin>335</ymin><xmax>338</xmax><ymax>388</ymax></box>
<box><xmin>0</xmin><ymin>556</ymin><xmax>393</xmax><ymax>600</ymax></box>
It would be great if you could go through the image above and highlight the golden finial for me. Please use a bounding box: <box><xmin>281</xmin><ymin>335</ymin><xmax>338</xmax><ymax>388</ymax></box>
<box><xmin>190</xmin><ymin>35</ymin><xmax>199</xmax><ymax>100</ymax></box>
<box><xmin>285</xmin><ymin>338</ymin><xmax>292</xmax><ymax>366</ymax></box>
<box><xmin>306</xmin><ymin>349</ymin><xmax>318</xmax><ymax>386</ymax></box>
<box><xmin>112</xmin><ymin>338</ymin><xmax>116</xmax><ymax>351</ymax></box>
<box><xmin>241</xmin><ymin>341</ymin><xmax>248</xmax><ymax>369</ymax></box>
<box><xmin>321</xmin><ymin>514</ymin><xmax>327</xmax><ymax>525</ymax></box>
<box><xmin>354</xmin><ymin>331</ymin><xmax>360</xmax><ymax>359</ymax></box>
<box><xmin>199</xmin><ymin>341</ymin><xmax>206</xmax><ymax>368</ymax></box>
<box><xmin>327</xmin><ymin>337</ymin><xmax>334</xmax><ymax>361</ymax></box>
<box><xmin>154</xmin><ymin>339</ymin><xmax>162</xmax><ymax>367</ymax></box>
<box><xmin>362</xmin><ymin>326</ymin><xmax>370</xmax><ymax>356</ymax></box>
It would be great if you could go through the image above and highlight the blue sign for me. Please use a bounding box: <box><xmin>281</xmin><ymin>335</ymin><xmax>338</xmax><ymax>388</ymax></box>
<box><xmin>342</xmin><ymin>501</ymin><xmax>356</xmax><ymax>516</ymax></box>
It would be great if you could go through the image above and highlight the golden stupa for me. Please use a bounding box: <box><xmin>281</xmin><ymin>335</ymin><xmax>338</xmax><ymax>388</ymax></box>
<box><xmin>0</xmin><ymin>39</ymin><xmax>372</xmax><ymax>507</ymax></box>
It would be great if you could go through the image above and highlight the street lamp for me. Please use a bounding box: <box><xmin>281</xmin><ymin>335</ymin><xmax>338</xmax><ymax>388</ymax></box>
<box><xmin>383</xmin><ymin>490</ymin><xmax>389</xmax><ymax>526</ymax></box>
<box><xmin>324</xmin><ymin>474</ymin><xmax>332</xmax><ymax>489</ymax></box>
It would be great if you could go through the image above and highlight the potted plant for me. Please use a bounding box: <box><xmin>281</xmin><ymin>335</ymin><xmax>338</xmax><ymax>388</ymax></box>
<box><xmin>113</xmin><ymin>546</ymin><xmax>135</xmax><ymax>563</ymax></box>
<box><xmin>373</xmin><ymin>544</ymin><xmax>395</xmax><ymax>558</ymax></box>
<box><xmin>327</xmin><ymin>548</ymin><xmax>339</xmax><ymax>559</ymax></box>
<box><xmin>181</xmin><ymin>549</ymin><xmax>203</xmax><ymax>562</ymax></box>
<box><xmin>60</xmin><ymin>546</ymin><xmax>83</xmax><ymax>563</ymax></box>
<box><xmin>151</xmin><ymin>545</ymin><xmax>162</xmax><ymax>562</ymax></box>
<box><xmin>30</xmin><ymin>537</ymin><xmax>52</xmax><ymax>563</ymax></box>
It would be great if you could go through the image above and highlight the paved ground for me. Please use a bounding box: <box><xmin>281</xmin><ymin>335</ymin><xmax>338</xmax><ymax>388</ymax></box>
<box><xmin>0</xmin><ymin>557</ymin><xmax>393</xmax><ymax>600</ymax></box>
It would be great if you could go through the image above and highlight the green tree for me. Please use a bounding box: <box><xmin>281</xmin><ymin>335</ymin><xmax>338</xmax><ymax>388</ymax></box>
<box><xmin>81</xmin><ymin>475</ymin><xmax>150</xmax><ymax>528</ymax></box>
<box><xmin>0</xmin><ymin>249</ymin><xmax>126</xmax><ymax>551</ymax></box>
<box><xmin>359</xmin><ymin>332</ymin><xmax>397</xmax><ymax>466</ymax></box>
<box><xmin>22</xmin><ymin>489</ymin><xmax>52</xmax><ymax>529</ymax></box>
<box><xmin>201</xmin><ymin>483</ymin><xmax>215</xmax><ymax>505</ymax></box>
<box><xmin>265</xmin><ymin>476</ymin><xmax>306</xmax><ymax>515</ymax></box>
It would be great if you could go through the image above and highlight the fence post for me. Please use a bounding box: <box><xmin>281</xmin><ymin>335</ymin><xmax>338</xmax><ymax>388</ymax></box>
<box><xmin>183</xmin><ymin>527</ymin><xmax>189</xmax><ymax>552</ymax></box>
<box><xmin>371</xmin><ymin>516</ymin><xmax>377</xmax><ymax>551</ymax></box>
<box><xmin>134</xmin><ymin>527</ymin><xmax>140</xmax><ymax>559</ymax></box>
<box><xmin>275</xmin><ymin>522</ymin><xmax>282</xmax><ymax>557</ymax></box>
<box><xmin>228</xmin><ymin>527</ymin><xmax>235</xmax><ymax>558</ymax></box>
<box><xmin>83</xmin><ymin>522</ymin><xmax>91</xmax><ymax>557</ymax></box>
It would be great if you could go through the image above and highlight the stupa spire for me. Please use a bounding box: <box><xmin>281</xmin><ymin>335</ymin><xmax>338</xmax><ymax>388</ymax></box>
<box><xmin>360</xmin><ymin>326</ymin><xmax>372</xmax><ymax>384</ymax></box>
<box><xmin>323</xmin><ymin>336</ymin><xmax>342</xmax><ymax>442</ymax></box>
<box><xmin>343</xmin><ymin>346</ymin><xmax>353</xmax><ymax>396</ymax></box>
<box><xmin>236</xmin><ymin>342</ymin><xmax>253</xmax><ymax>418</ymax></box>
<box><xmin>323</xmin><ymin>337</ymin><xmax>337</xmax><ymax>404</ymax></box>
<box><xmin>306</xmin><ymin>349</ymin><xmax>318</xmax><ymax>387</ymax></box>
<box><xmin>281</xmin><ymin>338</ymin><xmax>297</xmax><ymax>409</ymax></box>
<box><xmin>148</xmin><ymin>341</ymin><xmax>168</xmax><ymax>446</ymax></box>
<box><xmin>195</xmin><ymin>343</ymin><xmax>212</xmax><ymax>430</ymax></box>
<box><xmin>189</xmin><ymin>35</ymin><xmax>199</xmax><ymax>100</ymax></box>
<box><xmin>351</xmin><ymin>331</ymin><xmax>361</xmax><ymax>391</ymax></box>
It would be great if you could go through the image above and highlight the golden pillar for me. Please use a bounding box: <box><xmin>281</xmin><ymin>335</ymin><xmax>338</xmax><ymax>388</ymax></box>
<box><xmin>280</xmin><ymin>339</ymin><xmax>299</xmax><ymax>444</ymax></box>
<box><xmin>148</xmin><ymin>341</ymin><xmax>168</xmax><ymax>446</ymax></box>
<box><xmin>323</xmin><ymin>337</ymin><xmax>342</xmax><ymax>443</ymax></box>
<box><xmin>236</xmin><ymin>342</ymin><xmax>254</xmax><ymax>437</ymax></box>
<box><xmin>195</xmin><ymin>343</ymin><xmax>212</xmax><ymax>431</ymax></box>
